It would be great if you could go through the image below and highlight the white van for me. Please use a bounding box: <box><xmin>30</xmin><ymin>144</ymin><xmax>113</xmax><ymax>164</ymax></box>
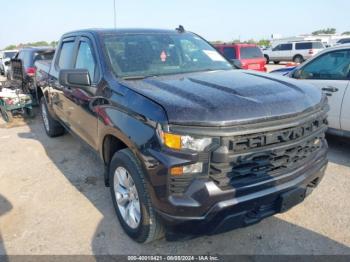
<box><xmin>264</xmin><ymin>41</ymin><xmax>324</xmax><ymax>64</ymax></box>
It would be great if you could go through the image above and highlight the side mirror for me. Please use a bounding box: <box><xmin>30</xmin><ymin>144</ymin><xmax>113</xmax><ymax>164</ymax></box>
<box><xmin>292</xmin><ymin>69</ymin><xmax>302</xmax><ymax>79</ymax></box>
<box><xmin>59</xmin><ymin>69</ymin><xmax>91</xmax><ymax>88</ymax></box>
<box><xmin>230</xmin><ymin>59</ymin><xmax>243</xmax><ymax>69</ymax></box>
<box><xmin>4</xmin><ymin>61</ymin><xmax>10</xmax><ymax>66</ymax></box>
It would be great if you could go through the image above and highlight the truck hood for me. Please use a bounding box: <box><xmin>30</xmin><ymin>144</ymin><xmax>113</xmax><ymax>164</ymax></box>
<box><xmin>121</xmin><ymin>70</ymin><xmax>323</xmax><ymax>126</ymax></box>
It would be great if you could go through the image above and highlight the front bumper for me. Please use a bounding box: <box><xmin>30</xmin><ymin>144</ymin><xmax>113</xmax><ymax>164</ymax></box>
<box><xmin>155</xmin><ymin>149</ymin><xmax>327</xmax><ymax>238</ymax></box>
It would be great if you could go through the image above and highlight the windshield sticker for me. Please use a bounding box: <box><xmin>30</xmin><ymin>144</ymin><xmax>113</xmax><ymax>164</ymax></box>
<box><xmin>160</xmin><ymin>51</ymin><xmax>167</xmax><ymax>62</ymax></box>
<box><xmin>203</xmin><ymin>50</ymin><xmax>225</xmax><ymax>62</ymax></box>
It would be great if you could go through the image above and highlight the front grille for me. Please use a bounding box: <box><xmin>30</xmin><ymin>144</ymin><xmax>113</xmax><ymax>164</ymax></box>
<box><xmin>210</xmin><ymin>115</ymin><xmax>327</xmax><ymax>189</ymax></box>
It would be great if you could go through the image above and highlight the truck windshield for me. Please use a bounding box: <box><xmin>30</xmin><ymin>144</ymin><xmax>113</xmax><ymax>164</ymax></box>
<box><xmin>103</xmin><ymin>33</ymin><xmax>232</xmax><ymax>78</ymax></box>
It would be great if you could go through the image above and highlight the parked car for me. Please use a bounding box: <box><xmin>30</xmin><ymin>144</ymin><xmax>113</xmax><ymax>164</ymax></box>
<box><xmin>270</xmin><ymin>44</ymin><xmax>350</xmax><ymax>137</ymax></box>
<box><xmin>0</xmin><ymin>50</ymin><xmax>18</xmax><ymax>77</ymax></box>
<box><xmin>215</xmin><ymin>43</ymin><xmax>266</xmax><ymax>72</ymax></box>
<box><xmin>8</xmin><ymin>47</ymin><xmax>55</xmax><ymax>92</ymax></box>
<box><xmin>264</xmin><ymin>41</ymin><xmax>325</xmax><ymax>64</ymax></box>
<box><xmin>34</xmin><ymin>28</ymin><xmax>328</xmax><ymax>243</ymax></box>
<box><xmin>335</xmin><ymin>38</ymin><xmax>350</xmax><ymax>45</ymax></box>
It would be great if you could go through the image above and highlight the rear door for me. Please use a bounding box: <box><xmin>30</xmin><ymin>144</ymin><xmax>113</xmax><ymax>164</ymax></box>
<box><xmin>50</xmin><ymin>38</ymin><xmax>77</xmax><ymax>125</ymax></box>
<box><xmin>294</xmin><ymin>49</ymin><xmax>350</xmax><ymax>130</ymax></box>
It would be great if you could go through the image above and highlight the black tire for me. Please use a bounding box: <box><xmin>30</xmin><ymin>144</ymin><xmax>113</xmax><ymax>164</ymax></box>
<box><xmin>0</xmin><ymin>107</ymin><xmax>13</xmax><ymax>123</ymax></box>
<box><xmin>24</xmin><ymin>107</ymin><xmax>35</xmax><ymax>118</ymax></box>
<box><xmin>264</xmin><ymin>55</ymin><xmax>269</xmax><ymax>64</ymax></box>
<box><xmin>40</xmin><ymin>97</ymin><xmax>65</xmax><ymax>137</ymax></box>
<box><xmin>109</xmin><ymin>148</ymin><xmax>165</xmax><ymax>243</ymax></box>
<box><xmin>274</xmin><ymin>61</ymin><xmax>280</xmax><ymax>64</ymax></box>
<box><xmin>293</xmin><ymin>55</ymin><xmax>304</xmax><ymax>64</ymax></box>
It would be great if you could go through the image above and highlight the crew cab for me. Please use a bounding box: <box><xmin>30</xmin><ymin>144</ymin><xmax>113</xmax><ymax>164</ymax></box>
<box><xmin>270</xmin><ymin>44</ymin><xmax>350</xmax><ymax>138</ymax></box>
<box><xmin>34</xmin><ymin>28</ymin><xmax>328</xmax><ymax>243</ymax></box>
<box><xmin>215</xmin><ymin>43</ymin><xmax>266</xmax><ymax>72</ymax></box>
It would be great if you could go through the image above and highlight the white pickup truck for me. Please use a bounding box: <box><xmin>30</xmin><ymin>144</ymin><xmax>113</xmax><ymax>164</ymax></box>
<box><xmin>270</xmin><ymin>44</ymin><xmax>350</xmax><ymax>137</ymax></box>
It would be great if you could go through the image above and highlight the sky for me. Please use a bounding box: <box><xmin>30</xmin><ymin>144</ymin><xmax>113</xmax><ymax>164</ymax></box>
<box><xmin>1</xmin><ymin>0</ymin><xmax>349</xmax><ymax>49</ymax></box>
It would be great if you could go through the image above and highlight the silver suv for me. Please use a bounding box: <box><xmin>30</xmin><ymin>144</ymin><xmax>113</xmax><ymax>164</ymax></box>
<box><xmin>264</xmin><ymin>41</ymin><xmax>324</xmax><ymax>64</ymax></box>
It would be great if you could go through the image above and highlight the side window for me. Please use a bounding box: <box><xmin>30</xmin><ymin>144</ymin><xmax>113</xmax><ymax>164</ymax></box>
<box><xmin>58</xmin><ymin>41</ymin><xmax>75</xmax><ymax>69</ymax></box>
<box><xmin>296</xmin><ymin>42</ymin><xmax>312</xmax><ymax>50</ymax></box>
<box><xmin>299</xmin><ymin>50</ymin><xmax>350</xmax><ymax>80</ymax></box>
<box><xmin>223</xmin><ymin>47</ymin><xmax>236</xmax><ymax>60</ymax></box>
<box><xmin>272</xmin><ymin>45</ymin><xmax>280</xmax><ymax>51</ymax></box>
<box><xmin>280</xmin><ymin>44</ymin><xmax>292</xmax><ymax>51</ymax></box>
<box><xmin>75</xmin><ymin>41</ymin><xmax>97</xmax><ymax>82</ymax></box>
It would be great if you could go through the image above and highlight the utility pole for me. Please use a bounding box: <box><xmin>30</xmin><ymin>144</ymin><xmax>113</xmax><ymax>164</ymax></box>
<box><xmin>113</xmin><ymin>0</ymin><xmax>117</xmax><ymax>29</ymax></box>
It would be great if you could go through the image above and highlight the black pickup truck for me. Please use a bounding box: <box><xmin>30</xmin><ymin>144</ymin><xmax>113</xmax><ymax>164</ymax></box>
<box><xmin>34</xmin><ymin>28</ymin><xmax>329</xmax><ymax>243</ymax></box>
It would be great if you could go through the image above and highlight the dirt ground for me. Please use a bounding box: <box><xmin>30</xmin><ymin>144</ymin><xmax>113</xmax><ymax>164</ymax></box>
<box><xmin>0</xmin><ymin>72</ymin><xmax>349</xmax><ymax>255</ymax></box>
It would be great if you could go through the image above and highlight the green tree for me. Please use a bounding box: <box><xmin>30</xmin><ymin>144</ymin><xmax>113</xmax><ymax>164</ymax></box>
<box><xmin>50</xmin><ymin>41</ymin><xmax>59</xmax><ymax>47</ymax></box>
<box><xmin>27</xmin><ymin>41</ymin><xmax>50</xmax><ymax>47</ymax></box>
<box><xmin>4</xmin><ymin>45</ymin><xmax>17</xmax><ymax>50</ymax></box>
<box><xmin>244</xmin><ymin>39</ymin><xmax>257</xmax><ymax>44</ymax></box>
<box><xmin>312</xmin><ymin>28</ymin><xmax>336</xmax><ymax>35</ymax></box>
<box><xmin>342</xmin><ymin>31</ymin><xmax>350</xmax><ymax>35</ymax></box>
<box><xmin>257</xmin><ymin>39</ymin><xmax>271</xmax><ymax>47</ymax></box>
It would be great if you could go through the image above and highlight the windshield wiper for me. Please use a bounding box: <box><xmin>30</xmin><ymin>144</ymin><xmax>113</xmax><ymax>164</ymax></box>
<box><xmin>121</xmin><ymin>74</ymin><xmax>160</xmax><ymax>81</ymax></box>
<box><xmin>121</xmin><ymin>75</ymin><xmax>149</xmax><ymax>80</ymax></box>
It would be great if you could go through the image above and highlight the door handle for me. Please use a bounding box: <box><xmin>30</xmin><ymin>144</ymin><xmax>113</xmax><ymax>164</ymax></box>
<box><xmin>322</xmin><ymin>86</ymin><xmax>339</xmax><ymax>93</ymax></box>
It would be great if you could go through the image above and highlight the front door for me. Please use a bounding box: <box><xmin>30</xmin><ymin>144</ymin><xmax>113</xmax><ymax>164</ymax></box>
<box><xmin>293</xmin><ymin>49</ymin><xmax>350</xmax><ymax>130</ymax></box>
<box><xmin>66</xmin><ymin>37</ymin><xmax>100</xmax><ymax>149</ymax></box>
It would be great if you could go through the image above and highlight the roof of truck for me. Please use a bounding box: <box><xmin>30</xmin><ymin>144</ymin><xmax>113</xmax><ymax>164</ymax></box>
<box><xmin>63</xmin><ymin>28</ymin><xmax>185</xmax><ymax>37</ymax></box>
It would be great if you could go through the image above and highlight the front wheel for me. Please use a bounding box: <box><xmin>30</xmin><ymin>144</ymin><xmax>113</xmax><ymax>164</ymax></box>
<box><xmin>264</xmin><ymin>55</ymin><xmax>269</xmax><ymax>64</ymax></box>
<box><xmin>274</xmin><ymin>61</ymin><xmax>280</xmax><ymax>64</ymax></box>
<box><xmin>109</xmin><ymin>148</ymin><xmax>165</xmax><ymax>243</ymax></box>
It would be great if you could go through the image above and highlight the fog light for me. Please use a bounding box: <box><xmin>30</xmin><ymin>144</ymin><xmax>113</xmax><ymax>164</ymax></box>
<box><xmin>183</xmin><ymin>162</ymin><xmax>203</xmax><ymax>174</ymax></box>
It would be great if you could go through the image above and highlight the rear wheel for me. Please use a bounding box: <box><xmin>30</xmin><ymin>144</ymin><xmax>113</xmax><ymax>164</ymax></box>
<box><xmin>109</xmin><ymin>148</ymin><xmax>165</xmax><ymax>243</ymax></box>
<box><xmin>40</xmin><ymin>97</ymin><xmax>65</xmax><ymax>137</ymax></box>
<box><xmin>293</xmin><ymin>55</ymin><xmax>304</xmax><ymax>64</ymax></box>
<box><xmin>0</xmin><ymin>107</ymin><xmax>13</xmax><ymax>123</ymax></box>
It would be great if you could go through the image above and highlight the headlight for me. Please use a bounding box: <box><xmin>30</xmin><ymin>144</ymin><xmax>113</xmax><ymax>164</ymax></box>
<box><xmin>160</xmin><ymin>131</ymin><xmax>212</xmax><ymax>151</ymax></box>
<box><xmin>181</xmin><ymin>135</ymin><xmax>212</xmax><ymax>151</ymax></box>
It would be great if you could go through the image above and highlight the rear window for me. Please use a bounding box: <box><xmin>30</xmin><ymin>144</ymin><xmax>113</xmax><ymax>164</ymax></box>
<box><xmin>240</xmin><ymin>46</ymin><xmax>263</xmax><ymax>59</ymax></box>
<box><xmin>33</xmin><ymin>51</ymin><xmax>54</xmax><ymax>64</ymax></box>
<box><xmin>295</xmin><ymin>42</ymin><xmax>324</xmax><ymax>50</ymax></box>
<box><xmin>18</xmin><ymin>51</ymin><xmax>32</xmax><ymax>67</ymax></box>
<box><xmin>222</xmin><ymin>47</ymin><xmax>236</xmax><ymax>60</ymax></box>
<box><xmin>3</xmin><ymin>52</ymin><xmax>17</xmax><ymax>59</ymax></box>
<box><xmin>338</xmin><ymin>38</ymin><xmax>350</xmax><ymax>44</ymax></box>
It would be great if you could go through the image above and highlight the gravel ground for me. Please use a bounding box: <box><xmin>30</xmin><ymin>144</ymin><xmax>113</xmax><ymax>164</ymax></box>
<box><xmin>0</xmin><ymin>72</ymin><xmax>349</xmax><ymax>256</ymax></box>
